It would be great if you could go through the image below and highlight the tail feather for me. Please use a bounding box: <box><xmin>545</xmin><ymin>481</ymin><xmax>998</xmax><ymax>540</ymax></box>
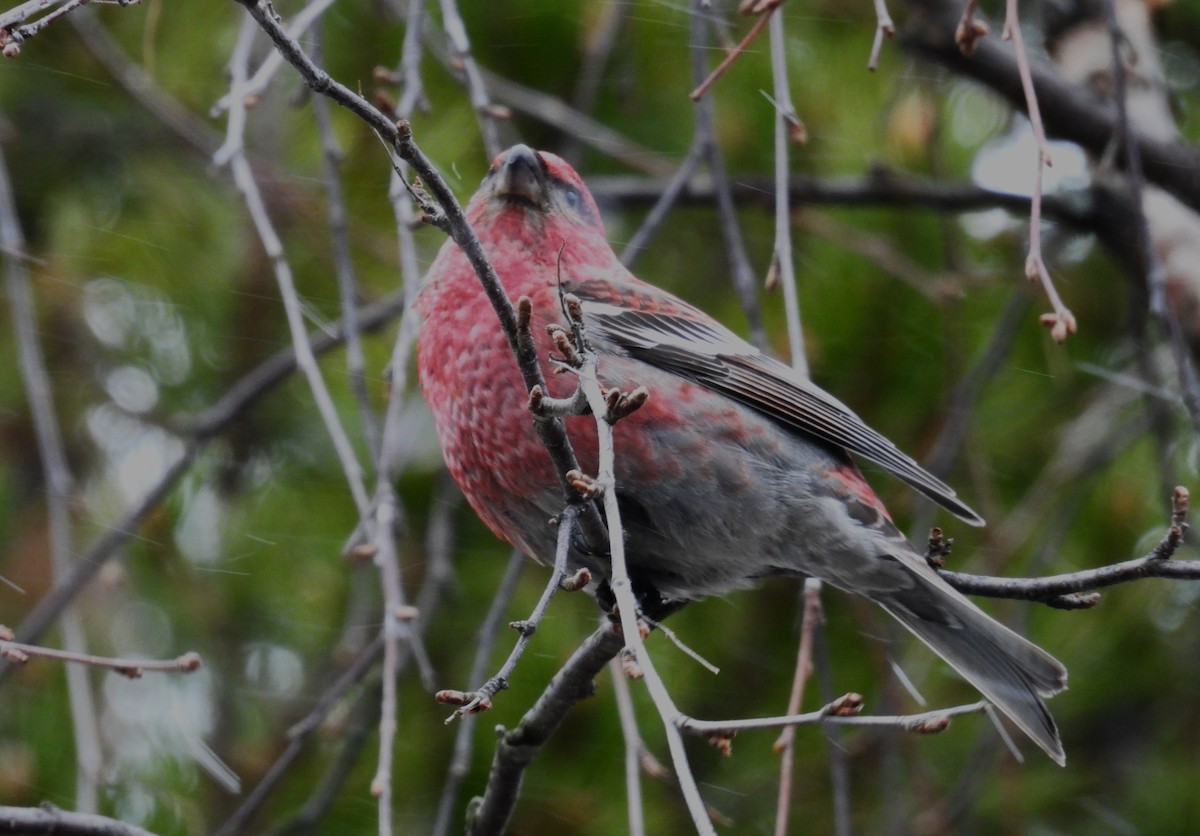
<box><xmin>877</xmin><ymin>575</ymin><xmax>1068</xmax><ymax>765</ymax></box>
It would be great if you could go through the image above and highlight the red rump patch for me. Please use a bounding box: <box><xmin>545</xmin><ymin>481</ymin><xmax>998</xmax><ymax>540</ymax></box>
<box><xmin>823</xmin><ymin>465</ymin><xmax>893</xmax><ymax>523</ymax></box>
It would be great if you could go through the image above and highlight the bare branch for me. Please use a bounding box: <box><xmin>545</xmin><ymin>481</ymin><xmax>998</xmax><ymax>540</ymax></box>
<box><xmin>868</xmin><ymin>0</ymin><xmax>896</xmax><ymax>71</ymax></box>
<box><xmin>772</xmin><ymin>578</ymin><xmax>823</xmax><ymax>836</ymax></box>
<box><xmin>689</xmin><ymin>0</ymin><xmax>782</xmax><ymax>102</ymax></box>
<box><xmin>690</xmin><ymin>1</ymin><xmax>767</xmax><ymax>348</ymax></box>
<box><xmin>467</xmin><ymin>626</ymin><xmax>626</xmax><ymax>835</ymax></box>
<box><xmin>902</xmin><ymin>0</ymin><xmax>1200</xmax><ymax>215</ymax></box>
<box><xmin>431</xmin><ymin>551</ymin><xmax>525</xmax><ymax>836</ymax></box>
<box><xmin>0</xmin><ymin>134</ymin><xmax>102</xmax><ymax>810</ymax></box>
<box><xmin>943</xmin><ymin>487</ymin><xmax>1195</xmax><ymax>607</ymax></box>
<box><xmin>682</xmin><ymin>696</ymin><xmax>988</xmax><ymax>735</ymax></box>
<box><xmin>0</xmin><ymin>804</ymin><xmax>156</xmax><ymax>836</ymax></box>
<box><xmin>766</xmin><ymin>5</ymin><xmax>807</xmax><ymax>374</ymax></box>
<box><xmin>0</xmin><ymin>634</ymin><xmax>201</xmax><ymax>678</ymax></box>
<box><xmin>439</xmin><ymin>510</ymin><xmax>580</xmax><ymax>722</ymax></box>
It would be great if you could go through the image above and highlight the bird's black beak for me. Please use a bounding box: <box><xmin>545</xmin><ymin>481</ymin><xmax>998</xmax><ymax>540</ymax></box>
<box><xmin>493</xmin><ymin>144</ymin><xmax>547</xmax><ymax>208</ymax></box>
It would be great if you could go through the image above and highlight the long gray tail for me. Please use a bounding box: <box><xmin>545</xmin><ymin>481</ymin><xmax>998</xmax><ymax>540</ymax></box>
<box><xmin>877</xmin><ymin>574</ymin><xmax>1068</xmax><ymax>765</ymax></box>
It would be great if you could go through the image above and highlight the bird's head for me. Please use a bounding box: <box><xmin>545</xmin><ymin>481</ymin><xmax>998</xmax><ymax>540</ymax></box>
<box><xmin>467</xmin><ymin>144</ymin><xmax>606</xmax><ymax>239</ymax></box>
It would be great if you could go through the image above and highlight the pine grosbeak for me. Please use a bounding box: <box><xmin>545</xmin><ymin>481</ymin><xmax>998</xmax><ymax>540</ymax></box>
<box><xmin>416</xmin><ymin>145</ymin><xmax>1067</xmax><ymax>764</ymax></box>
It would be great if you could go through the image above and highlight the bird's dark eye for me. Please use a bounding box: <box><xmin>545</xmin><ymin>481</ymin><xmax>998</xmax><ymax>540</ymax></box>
<box><xmin>564</xmin><ymin>187</ymin><xmax>581</xmax><ymax>211</ymax></box>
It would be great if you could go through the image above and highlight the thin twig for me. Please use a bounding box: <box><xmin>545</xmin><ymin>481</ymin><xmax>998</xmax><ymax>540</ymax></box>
<box><xmin>1099</xmin><ymin>0</ymin><xmax>1200</xmax><ymax>435</ymax></box>
<box><xmin>0</xmin><ymin>0</ymin><xmax>98</xmax><ymax>54</ymax></box>
<box><xmin>470</xmin><ymin>66</ymin><xmax>676</xmax><ymax>176</ymax></box>
<box><xmin>431</xmin><ymin>550</ymin><xmax>525</xmax><ymax>836</ymax></box>
<box><xmin>211</xmin><ymin>0</ymin><xmax>338</xmax><ymax>127</ymax></box>
<box><xmin>902</xmin><ymin>0</ymin><xmax>1200</xmax><ymax>215</ymax></box>
<box><xmin>271</xmin><ymin>680</ymin><xmax>382</xmax><ymax>836</ymax></box>
<box><xmin>682</xmin><ymin>697</ymin><xmax>988</xmax><ymax>735</ymax></box>
<box><xmin>767</xmin><ymin>6</ymin><xmax>807</xmax><ymax>375</ymax></box>
<box><xmin>869</xmin><ymin>0</ymin><xmax>896</xmax><ymax>71</ymax></box>
<box><xmin>690</xmin><ymin>1</ymin><xmax>767</xmax><ymax>348</ymax></box>
<box><xmin>572</xmin><ymin>354</ymin><xmax>714</xmax><ymax>833</ymax></box>
<box><xmin>219</xmin><ymin>14</ymin><xmax>371</xmax><ymax>518</ymax></box>
<box><xmin>562</xmin><ymin>0</ymin><xmax>631</xmax><ymax>165</ymax></box>
<box><xmin>312</xmin><ymin>21</ymin><xmax>380</xmax><ymax>462</ymax></box>
<box><xmin>1001</xmin><ymin>0</ymin><xmax>1077</xmax><ymax>342</ymax></box>
<box><xmin>437</xmin><ymin>0</ymin><xmax>504</xmax><ymax>157</ymax></box>
<box><xmin>69</xmin><ymin>8</ymin><xmax>224</xmax><ymax>158</ymax></box>
<box><xmin>610</xmin><ymin>656</ymin><xmax>647</xmax><ymax>836</ymax></box>
<box><xmin>467</xmin><ymin>626</ymin><xmax>626</xmax><ymax>835</ymax></box>
<box><xmin>0</xmin><ymin>291</ymin><xmax>407</xmax><ymax>684</ymax></box>
<box><xmin>0</xmin><ymin>137</ymin><xmax>102</xmax><ymax>810</ymax></box>
<box><xmin>213</xmin><ymin>635</ymin><xmax>386</xmax><ymax>836</ymax></box>
<box><xmin>943</xmin><ymin>487</ymin><xmax>1194</xmax><ymax>607</ymax></box>
<box><xmin>0</xmin><ymin>0</ymin><xmax>67</xmax><ymax>32</ymax></box>
<box><xmin>0</xmin><ymin>445</ymin><xmax>197</xmax><ymax>683</ymax></box>
<box><xmin>812</xmin><ymin>624</ymin><xmax>852</xmax><ymax>836</ymax></box>
<box><xmin>619</xmin><ymin>137</ymin><xmax>706</xmax><ymax>268</ymax></box>
<box><xmin>795</xmin><ymin>211</ymin><xmax>959</xmax><ymax>301</ymax></box>
<box><xmin>772</xmin><ymin>578</ymin><xmax>823</xmax><ymax>836</ymax></box>
<box><xmin>689</xmin><ymin>0</ymin><xmax>782</xmax><ymax>101</ymax></box>
<box><xmin>367</xmin><ymin>488</ymin><xmax>402</xmax><ymax>834</ymax></box>
<box><xmin>0</xmin><ymin>636</ymin><xmax>201</xmax><ymax>678</ymax></box>
<box><xmin>439</xmin><ymin>509</ymin><xmax>580</xmax><ymax>721</ymax></box>
<box><xmin>589</xmin><ymin>168</ymin><xmax>1102</xmax><ymax>231</ymax></box>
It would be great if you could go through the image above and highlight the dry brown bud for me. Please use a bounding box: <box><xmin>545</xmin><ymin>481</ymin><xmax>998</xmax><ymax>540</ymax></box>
<box><xmin>565</xmin><ymin>469</ymin><xmax>597</xmax><ymax>499</ymax></box>
<box><xmin>548</xmin><ymin>324</ymin><xmax>578</xmax><ymax>364</ymax></box>
<box><xmin>764</xmin><ymin>255</ymin><xmax>781</xmax><ymax>292</ymax></box>
<box><xmin>2</xmin><ymin>42</ymin><xmax>20</xmax><ymax>59</ymax></box>
<box><xmin>621</xmin><ymin>652</ymin><xmax>644</xmax><ymax>680</ymax></box>
<box><xmin>912</xmin><ymin>715</ymin><xmax>951</xmax><ymax>735</ymax></box>
<box><xmin>605</xmin><ymin>387</ymin><xmax>622</xmax><ymax>416</ymax></box>
<box><xmin>346</xmin><ymin>543</ymin><xmax>378</xmax><ymax>562</ymax></box>
<box><xmin>925</xmin><ymin>527</ymin><xmax>952</xmax><ymax>567</ymax></box>
<box><xmin>607</xmin><ymin>386</ymin><xmax>649</xmax><ymax>423</ymax></box>
<box><xmin>527</xmin><ymin>384</ymin><xmax>545</xmax><ymax>414</ymax></box>
<box><xmin>0</xmin><ymin>646</ymin><xmax>27</xmax><ymax>665</ymax></box>
<box><xmin>373</xmin><ymin>66</ymin><xmax>402</xmax><ymax>86</ymax></box>
<box><xmin>706</xmin><ymin>732</ymin><xmax>736</xmax><ymax>756</ymax></box>
<box><xmin>517</xmin><ymin>296</ymin><xmax>533</xmax><ymax>332</ymax></box>
<box><xmin>560</xmin><ymin>568</ymin><xmax>592</xmax><ymax>592</ymax></box>
<box><xmin>509</xmin><ymin>619</ymin><xmax>536</xmax><ymax>637</ymax></box>
<box><xmin>562</xmin><ymin>293</ymin><xmax>584</xmax><ymax>324</ymax></box>
<box><xmin>176</xmin><ymin>652</ymin><xmax>203</xmax><ymax>672</ymax></box>
<box><xmin>740</xmin><ymin>0</ymin><xmax>781</xmax><ymax>14</ymax></box>
<box><xmin>436</xmin><ymin>689</ymin><xmax>472</xmax><ymax>706</ymax></box>
<box><xmin>1038</xmin><ymin>312</ymin><xmax>1077</xmax><ymax>343</ymax></box>
<box><xmin>639</xmin><ymin>750</ymin><xmax>671</xmax><ymax>780</ymax></box>
<box><xmin>372</xmin><ymin>90</ymin><xmax>398</xmax><ymax>115</ymax></box>
<box><xmin>788</xmin><ymin>117</ymin><xmax>809</xmax><ymax>146</ymax></box>
<box><xmin>394</xmin><ymin>605</ymin><xmax>419</xmax><ymax>622</ymax></box>
<box><xmin>828</xmin><ymin>692</ymin><xmax>864</xmax><ymax>716</ymax></box>
<box><xmin>1173</xmin><ymin>486</ymin><xmax>1190</xmax><ymax>520</ymax></box>
<box><xmin>955</xmin><ymin>19</ymin><xmax>989</xmax><ymax>56</ymax></box>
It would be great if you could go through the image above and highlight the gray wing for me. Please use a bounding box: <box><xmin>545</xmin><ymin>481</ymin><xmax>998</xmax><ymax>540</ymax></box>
<box><xmin>581</xmin><ymin>299</ymin><xmax>985</xmax><ymax>526</ymax></box>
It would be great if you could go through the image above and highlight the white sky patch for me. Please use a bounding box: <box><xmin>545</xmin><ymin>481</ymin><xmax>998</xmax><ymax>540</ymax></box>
<box><xmin>971</xmin><ymin>124</ymin><xmax>1090</xmax><ymax>197</ymax></box>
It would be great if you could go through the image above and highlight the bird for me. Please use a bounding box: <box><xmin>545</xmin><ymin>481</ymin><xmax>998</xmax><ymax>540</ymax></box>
<box><xmin>415</xmin><ymin>144</ymin><xmax>1068</xmax><ymax>764</ymax></box>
